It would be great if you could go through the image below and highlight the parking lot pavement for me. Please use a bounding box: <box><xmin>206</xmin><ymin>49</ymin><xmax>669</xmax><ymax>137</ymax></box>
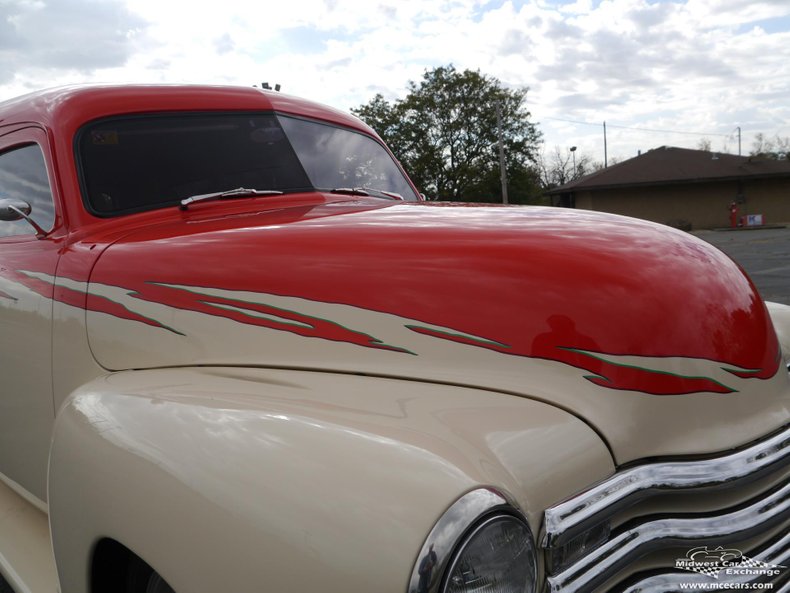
<box><xmin>693</xmin><ymin>226</ymin><xmax>790</xmax><ymax>306</ymax></box>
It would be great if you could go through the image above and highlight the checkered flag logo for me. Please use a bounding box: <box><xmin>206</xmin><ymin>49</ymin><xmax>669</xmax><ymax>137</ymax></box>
<box><xmin>735</xmin><ymin>556</ymin><xmax>785</xmax><ymax>571</ymax></box>
<box><xmin>675</xmin><ymin>546</ymin><xmax>786</xmax><ymax>580</ymax></box>
<box><xmin>679</xmin><ymin>563</ymin><xmax>724</xmax><ymax>578</ymax></box>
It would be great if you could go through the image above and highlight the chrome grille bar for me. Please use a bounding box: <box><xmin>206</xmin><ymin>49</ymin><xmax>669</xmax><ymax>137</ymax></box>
<box><xmin>546</xmin><ymin>480</ymin><xmax>790</xmax><ymax>593</ymax></box>
<box><xmin>543</xmin><ymin>425</ymin><xmax>790</xmax><ymax>548</ymax></box>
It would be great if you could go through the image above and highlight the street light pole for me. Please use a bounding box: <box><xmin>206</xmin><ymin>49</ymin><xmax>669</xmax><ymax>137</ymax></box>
<box><xmin>570</xmin><ymin>146</ymin><xmax>577</xmax><ymax>179</ymax></box>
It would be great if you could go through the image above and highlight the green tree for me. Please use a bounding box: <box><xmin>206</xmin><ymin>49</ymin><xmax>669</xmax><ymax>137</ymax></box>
<box><xmin>352</xmin><ymin>65</ymin><xmax>542</xmax><ymax>203</ymax></box>
<box><xmin>351</xmin><ymin>93</ymin><xmax>408</xmax><ymax>158</ymax></box>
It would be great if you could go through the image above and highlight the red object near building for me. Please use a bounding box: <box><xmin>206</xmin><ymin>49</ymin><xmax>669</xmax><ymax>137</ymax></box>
<box><xmin>729</xmin><ymin>201</ymin><xmax>739</xmax><ymax>228</ymax></box>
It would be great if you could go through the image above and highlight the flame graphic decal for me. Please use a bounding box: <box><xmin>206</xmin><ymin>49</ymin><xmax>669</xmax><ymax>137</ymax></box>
<box><xmin>8</xmin><ymin>269</ymin><xmax>780</xmax><ymax>396</ymax></box>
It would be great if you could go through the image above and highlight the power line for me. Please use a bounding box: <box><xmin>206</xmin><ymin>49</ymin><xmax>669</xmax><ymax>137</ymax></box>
<box><xmin>539</xmin><ymin>115</ymin><xmax>731</xmax><ymax>138</ymax></box>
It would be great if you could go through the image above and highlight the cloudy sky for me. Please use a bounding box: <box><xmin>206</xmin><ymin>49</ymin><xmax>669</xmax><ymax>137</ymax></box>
<box><xmin>1</xmin><ymin>0</ymin><xmax>788</xmax><ymax>164</ymax></box>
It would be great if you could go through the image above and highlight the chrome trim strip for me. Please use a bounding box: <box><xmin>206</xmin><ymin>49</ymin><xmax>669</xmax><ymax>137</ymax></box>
<box><xmin>543</xmin><ymin>424</ymin><xmax>790</xmax><ymax>548</ymax></box>
<box><xmin>546</xmin><ymin>480</ymin><xmax>790</xmax><ymax>593</ymax></box>
<box><xmin>619</xmin><ymin>530</ymin><xmax>790</xmax><ymax>593</ymax></box>
<box><xmin>407</xmin><ymin>488</ymin><xmax>530</xmax><ymax>593</ymax></box>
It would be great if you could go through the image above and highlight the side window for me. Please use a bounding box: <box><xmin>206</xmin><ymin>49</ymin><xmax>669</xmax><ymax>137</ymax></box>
<box><xmin>0</xmin><ymin>144</ymin><xmax>56</xmax><ymax>237</ymax></box>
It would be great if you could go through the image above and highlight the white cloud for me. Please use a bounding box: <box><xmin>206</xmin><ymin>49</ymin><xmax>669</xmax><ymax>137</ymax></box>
<box><xmin>0</xmin><ymin>0</ymin><xmax>788</xmax><ymax>163</ymax></box>
<box><xmin>0</xmin><ymin>0</ymin><xmax>147</xmax><ymax>88</ymax></box>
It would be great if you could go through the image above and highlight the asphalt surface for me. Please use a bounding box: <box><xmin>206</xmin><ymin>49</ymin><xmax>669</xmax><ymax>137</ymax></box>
<box><xmin>694</xmin><ymin>225</ymin><xmax>790</xmax><ymax>306</ymax></box>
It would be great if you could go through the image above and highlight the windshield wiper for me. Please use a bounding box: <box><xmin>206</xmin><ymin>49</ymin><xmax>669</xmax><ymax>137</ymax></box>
<box><xmin>329</xmin><ymin>187</ymin><xmax>404</xmax><ymax>200</ymax></box>
<box><xmin>179</xmin><ymin>187</ymin><xmax>284</xmax><ymax>210</ymax></box>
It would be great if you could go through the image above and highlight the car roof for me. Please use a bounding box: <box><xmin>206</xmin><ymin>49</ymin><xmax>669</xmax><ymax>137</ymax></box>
<box><xmin>0</xmin><ymin>84</ymin><xmax>375</xmax><ymax>136</ymax></box>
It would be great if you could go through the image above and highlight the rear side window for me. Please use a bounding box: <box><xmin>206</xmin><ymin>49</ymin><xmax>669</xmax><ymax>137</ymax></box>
<box><xmin>0</xmin><ymin>144</ymin><xmax>55</xmax><ymax>237</ymax></box>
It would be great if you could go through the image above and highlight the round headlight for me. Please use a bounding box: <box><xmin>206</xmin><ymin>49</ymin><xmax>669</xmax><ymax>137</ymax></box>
<box><xmin>408</xmin><ymin>489</ymin><xmax>537</xmax><ymax>593</ymax></box>
<box><xmin>444</xmin><ymin>514</ymin><xmax>536</xmax><ymax>593</ymax></box>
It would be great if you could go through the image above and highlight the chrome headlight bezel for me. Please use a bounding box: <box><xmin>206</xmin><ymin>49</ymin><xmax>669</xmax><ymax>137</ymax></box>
<box><xmin>408</xmin><ymin>488</ymin><xmax>538</xmax><ymax>593</ymax></box>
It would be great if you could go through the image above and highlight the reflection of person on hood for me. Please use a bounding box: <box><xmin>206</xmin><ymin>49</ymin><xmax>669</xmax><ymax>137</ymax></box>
<box><xmin>531</xmin><ymin>314</ymin><xmax>603</xmax><ymax>375</ymax></box>
<box><xmin>417</xmin><ymin>543</ymin><xmax>438</xmax><ymax>593</ymax></box>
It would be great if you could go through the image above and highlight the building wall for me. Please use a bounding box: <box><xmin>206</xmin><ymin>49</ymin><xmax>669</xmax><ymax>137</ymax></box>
<box><xmin>742</xmin><ymin>178</ymin><xmax>790</xmax><ymax>225</ymax></box>
<box><xmin>573</xmin><ymin>178</ymin><xmax>790</xmax><ymax>229</ymax></box>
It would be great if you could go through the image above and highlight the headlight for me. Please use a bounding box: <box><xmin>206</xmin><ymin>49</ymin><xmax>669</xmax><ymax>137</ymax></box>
<box><xmin>445</xmin><ymin>513</ymin><xmax>535</xmax><ymax>593</ymax></box>
<box><xmin>408</xmin><ymin>488</ymin><xmax>537</xmax><ymax>593</ymax></box>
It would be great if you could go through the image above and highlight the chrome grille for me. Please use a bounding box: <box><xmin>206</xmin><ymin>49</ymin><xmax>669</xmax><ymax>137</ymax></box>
<box><xmin>541</xmin><ymin>424</ymin><xmax>790</xmax><ymax>593</ymax></box>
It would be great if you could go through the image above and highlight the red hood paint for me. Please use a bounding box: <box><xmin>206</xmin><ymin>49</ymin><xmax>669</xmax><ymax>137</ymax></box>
<box><xmin>86</xmin><ymin>201</ymin><xmax>779</xmax><ymax>386</ymax></box>
<box><xmin>78</xmin><ymin>199</ymin><xmax>788</xmax><ymax>460</ymax></box>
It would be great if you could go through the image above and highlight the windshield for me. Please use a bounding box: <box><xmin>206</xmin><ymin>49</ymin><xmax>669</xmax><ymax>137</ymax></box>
<box><xmin>77</xmin><ymin>112</ymin><xmax>419</xmax><ymax>215</ymax></box>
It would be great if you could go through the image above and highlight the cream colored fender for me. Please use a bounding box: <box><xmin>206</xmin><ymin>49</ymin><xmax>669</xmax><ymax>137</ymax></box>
<box><xmin>49</xmin><ymin>367</ymin><xmax>613</xmax><ymax>593</ymax></box>
<box><xmin>767</xmin><ymin>301</ymin><xmax>790</xmax><ymax>368</ymax></box>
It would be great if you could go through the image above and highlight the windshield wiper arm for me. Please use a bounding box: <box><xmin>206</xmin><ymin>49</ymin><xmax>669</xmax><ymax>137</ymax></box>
<box><xmin>329</xmin><ymin>187</ymin><xmax>404</xmax><ymax>200</ymax></box>
<box><xmin>179</xmin><ymin>187</ymin><xmax>284</xmax><ymax>210</ymax></box>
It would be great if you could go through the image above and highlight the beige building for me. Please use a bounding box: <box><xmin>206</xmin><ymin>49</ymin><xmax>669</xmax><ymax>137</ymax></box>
<box><xmin>548</xmin><ymin>146</ymin><xmax>790</xmax><ymax>229</ymax></box>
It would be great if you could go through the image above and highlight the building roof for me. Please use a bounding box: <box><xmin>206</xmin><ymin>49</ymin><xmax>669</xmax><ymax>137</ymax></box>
<box><xmin>549</xmin><ymin>146</ymin><xmax>790</xmax><ymax>194</ymax></box>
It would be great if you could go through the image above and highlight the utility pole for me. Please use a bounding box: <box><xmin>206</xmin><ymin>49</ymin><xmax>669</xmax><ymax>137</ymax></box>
<box><xmin>737</xmin><ymin>126</ymin><xmax>742</xmax><ymax>156</ymax></box>
<box><xmin>496</xmin><ymin>103</ymin><xmax>509</xmax><ymax>204</ymax></box>
<box><xmin>603</xmin><ymin>121</ymin><xmax>608</xmax><ymax>168</ymax></box>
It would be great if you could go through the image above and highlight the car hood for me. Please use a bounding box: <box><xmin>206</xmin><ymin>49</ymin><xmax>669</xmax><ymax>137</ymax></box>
<box><xmin>85</xmin><ymin>200</ymin><xmax>790</xmax><ymax>462</ymax></box>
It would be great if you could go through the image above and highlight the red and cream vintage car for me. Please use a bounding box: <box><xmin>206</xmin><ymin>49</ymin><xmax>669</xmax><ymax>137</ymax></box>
<box><xmin>0</xmin><ymin>85</ymin><xmax>788</xmax><ymax>593</ymax></box>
